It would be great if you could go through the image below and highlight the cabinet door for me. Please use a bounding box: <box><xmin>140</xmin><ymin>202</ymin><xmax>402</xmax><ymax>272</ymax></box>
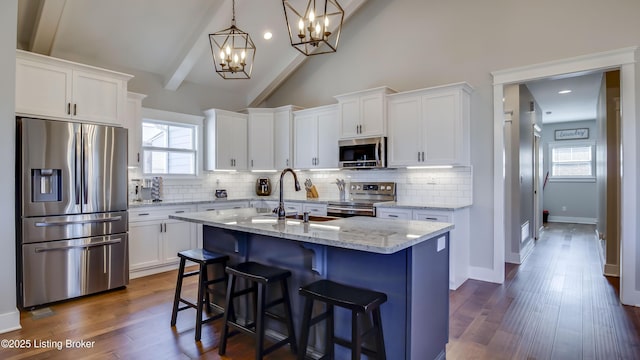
<box><xmin>128</xmin><ymin>220</ymin><xmax>163</xmax><ymax>270</ymax></box>
<box><xmin>163</xmin><ymin>220</ymin><xmax>195</xmax><ymax>263</ymax></box>
<box><xmin>274</xmin><ymin>110</ymin><xmax>292</xmax><ymax>168</ymax></box>
<box><xmin>360</xmin><ymin>93</ymin><xmax>384</xmax><ymax>136</ymax></box>
<box><xmin>248</xmin><ymin>112</ymin><xmax>275</xmax><ymax>170</ymax></box>
<box><xmin>294</xmin><ymin>114</ymin><xmax>318</xmax><ymax>169</ymax></box>
<box><xmin>15</xmin><ymin>58</ymin><xmax>72</xmax><ymax>119</ymax></box>
<box><xmin>422</xmin><ymin>92</ymin><xmax>460</xmax><ymax>164</ymax></box>
<box><xmin>72</xmin><ymin>70</ymin><xmax>124</xmax><ymax>125</ymax></box>
<box><xmin>125</xmin><ymin>93</ymin><xmax>145</xmax><ymax>167</ymax></box>
<box><xmin>388</xmin><ymin>96</ymin><xmax>422</xmax><ymax>166</ymax></box>
<box><xmin>232</xmin><ymin>115</ymin><xmax>248</xmax><ymax>170</ymax></box>
<box><xmin>216</xmin><ymin>113</ymin><xmax>247</xmax><ymax>170</ymax></box>
<box><xmin>339</xmin><ymin>97</ymin><xmax>359</xmax><ymax>138</ymax></box>
<box><xmin>316</xmin><ymin>108</ymin><xmax>339</xmax><ymax>168</ymax></box>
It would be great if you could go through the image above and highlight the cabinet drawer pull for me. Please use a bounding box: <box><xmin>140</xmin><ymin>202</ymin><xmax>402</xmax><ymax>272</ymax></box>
<box><xmin>73</xmin><ymin>103</ymin><xmax>77</xmax><ymax>116</ymax></box>
<box><xmin>425</xmin><ymin>217</ymin><xmax>438</xmax><ymax>221</ymax></box>
<box><xmin>174</xmin><ymin>210</ymin><xmax>185</xmax><ymax>214</ymax></box>
<box><xmin>67</xmin><ymin>103</ymin><xmax>71</xmax><ymax>115</ymax></box>
<box><xmin>138</xmin><ymin>213</ymin><xmax>150</xmax><ymax>216</ymax></box>
<box><xmin>388</xmin><ymin>214</ymin><xmax>399</xmax><ymax>218</ymax></box>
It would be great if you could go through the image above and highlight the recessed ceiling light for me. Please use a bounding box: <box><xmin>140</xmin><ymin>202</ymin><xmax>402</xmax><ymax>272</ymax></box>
<box><xmin>263</xmin><ymin>32</ymin><xmax>273</xmax><ymax>40</ymax></box>
<box><xmin>558</xmin><ymin>89</ymin><xmax>572</xmax><ymax>94</ymax></box>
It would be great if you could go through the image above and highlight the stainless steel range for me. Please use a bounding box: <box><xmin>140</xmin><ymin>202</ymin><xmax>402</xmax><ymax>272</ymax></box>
<box><xmin>327</xmin><ymin>182</ymin><xmax>396</xmax><ymax>217</ymax></box>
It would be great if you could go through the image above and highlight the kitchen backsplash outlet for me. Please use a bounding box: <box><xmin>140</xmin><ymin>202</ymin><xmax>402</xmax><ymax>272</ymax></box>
<box><xmin>128</xmin><ymin>167</ymin><xmax>472</xmax><ymax>205</ymax></box>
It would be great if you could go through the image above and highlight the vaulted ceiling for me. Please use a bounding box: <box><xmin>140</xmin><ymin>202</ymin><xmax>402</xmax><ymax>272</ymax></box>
<box><xmin>16</xmin><ymin>0</ymin><xmax>603</xmax><ymax>119</ymax></box>
<box><xmin>16</xmin><ymin>0</ymin><xmax>367</xmax><ymax>107</ymax></box>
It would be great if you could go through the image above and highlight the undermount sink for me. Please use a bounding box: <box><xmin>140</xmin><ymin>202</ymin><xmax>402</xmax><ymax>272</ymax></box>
<box><xmin>285</xmin><ymin>214</ymin><xmax>340</xmax><ymax>222</ymax></box>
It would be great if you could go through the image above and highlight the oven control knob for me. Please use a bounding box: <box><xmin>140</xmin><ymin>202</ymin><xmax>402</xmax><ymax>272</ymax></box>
<box><xmin>351</xmin><ymin>185</ymin><xmax>356</xmax><ymax>190</ymax></box>
<box><xmin>386</xmin><ymin>185</ymin><xmax>392</xmax><ymax>190</ymax></box>
<box><xmin>356</xmin><ymin>185</ymin><xmax>361</xmax><ymax>190</ymax></box>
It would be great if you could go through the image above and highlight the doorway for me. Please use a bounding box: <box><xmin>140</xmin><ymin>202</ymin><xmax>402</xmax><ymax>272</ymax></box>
<box><xmin>491</xmin><ymin>47</ymin><xmax>640</xmax><ymax>306</ymax></box>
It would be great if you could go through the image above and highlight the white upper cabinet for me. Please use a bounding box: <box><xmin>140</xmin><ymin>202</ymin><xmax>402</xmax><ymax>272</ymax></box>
<box><xmin>274</xmin><ymin>105</ymin><xmax>300</xmax><ymax>169</ymax></box>
<box><xmin>387</xmin><ymin>83</ymin><xmax>472</xmax><ymax>167</ymax></box>
<box><xmin>335</xmin><ymin>86</ymin><xmax>396</xmax><ymax>139</ymax></box>
<box><xmin>204</xmin><ymin>109</ymin><xmax>248</xmax><ymax>171</ymax></box>
<box><xmin>124</xmin><ymin>92</ymin><xmax>147</xmax><ymax>167</ymax></box>
<box><xmin>247</xmin><ymin>108</ymin><xmax>275</xmax><ymax>171</ymax></box>
<box><xmin>293</xmin><ymin>105</ymin><xmax>339</xmax><ymax>169</ymax></box>
<box><xmin>15</xmin><ymin>50</ymin><xmax>132</xmax><ymax>126</ymax></box>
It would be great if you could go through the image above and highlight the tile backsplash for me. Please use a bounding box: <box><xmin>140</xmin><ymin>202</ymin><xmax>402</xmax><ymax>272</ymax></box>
<box><xmin>129</xmin><ymin>167</ymin><xmax>473</xmax><ymax>205</ymax></box>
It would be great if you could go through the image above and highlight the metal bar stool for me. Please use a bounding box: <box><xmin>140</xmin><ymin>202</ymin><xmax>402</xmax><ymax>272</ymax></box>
<box><xmin>170</xmin><ymin>248</ymin><xmax>229</xmax><ymax>341</ymax></box>
<box><xmin>218</xmin><ymin>261</ymin><xmax>298</xmax><ymax>360</ymax></box>
<box><xmin>298</xmin><ymin>279</ymin><xmax>387</xmax><ymax>360</ymax></box>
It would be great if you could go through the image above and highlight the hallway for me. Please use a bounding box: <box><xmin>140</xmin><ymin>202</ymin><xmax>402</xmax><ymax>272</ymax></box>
<box><xmin>447</xmin><ymin>222</ymin><xmax>640</xmax><ymax>359</ymax></box>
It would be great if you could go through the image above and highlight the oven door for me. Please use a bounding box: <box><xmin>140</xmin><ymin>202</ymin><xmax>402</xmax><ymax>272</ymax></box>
<box><xmin>327</xmin><ymin>203</ymin><xmax>376</xmax><ymax>217</ymax></box>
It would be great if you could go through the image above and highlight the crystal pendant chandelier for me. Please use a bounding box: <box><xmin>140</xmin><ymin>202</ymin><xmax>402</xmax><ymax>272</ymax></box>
<box><xmin>282</xmin><ymin>0</ymin><xmax>344</xmax><ymax>56</ymax></box>
<box><xmin>209</xmin><ymin>0</ymin><xmax>256</xmax><ymax>79</ymax></box>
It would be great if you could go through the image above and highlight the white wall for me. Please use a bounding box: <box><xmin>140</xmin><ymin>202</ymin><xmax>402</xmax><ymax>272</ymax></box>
<box><xmin>265</xmin><ymin>0</ymin><xmax>640</xmax><ymax>279</ymax></box>
<box><xmin>0</xmin><ymin>0</ymin><xmax>20</xmax><ymax>333</ymax></box>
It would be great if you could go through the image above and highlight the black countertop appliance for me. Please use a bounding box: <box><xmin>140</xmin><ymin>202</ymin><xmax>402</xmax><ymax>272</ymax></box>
<box><xmin>256</xmin><ymin>178</ymin><xmax>272</xmax><ymax>196</ymax></box>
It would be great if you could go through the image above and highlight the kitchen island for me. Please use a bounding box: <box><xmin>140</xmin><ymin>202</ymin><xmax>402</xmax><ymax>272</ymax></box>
<box><xmin>170</xmin><ymin>208</ymin><xmax>453</xmax><ymax>360</ymax></box>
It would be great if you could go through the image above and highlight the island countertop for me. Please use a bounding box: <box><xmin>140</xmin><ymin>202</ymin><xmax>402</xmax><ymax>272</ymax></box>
<box><xmin>169</xmin><ymin>207</ymin><xmax>453</xmax><ymax>254</ymax></box>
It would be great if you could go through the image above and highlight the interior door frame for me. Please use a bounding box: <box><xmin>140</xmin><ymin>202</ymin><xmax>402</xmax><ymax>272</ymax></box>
<box><xmin>491</xmin><ymin>46</ymin><xmax>640</xmax><ymax>306</ymax></box>
<box><xmin>533</xmin><ymin>128</ymin><xmax>542</xmax><ymax>241</ymax></box>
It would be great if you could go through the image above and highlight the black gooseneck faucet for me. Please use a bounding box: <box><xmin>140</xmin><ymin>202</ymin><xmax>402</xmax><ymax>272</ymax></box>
<box><xmin>274</xmin><ymin>168</ymin><xmax>301</xmax><ymax>219</ymax></box>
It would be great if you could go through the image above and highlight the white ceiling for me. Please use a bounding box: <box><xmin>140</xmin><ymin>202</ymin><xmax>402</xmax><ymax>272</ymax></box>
<box><xmin>16</xmin><ymin>0</ymin><xmax>367</xmax><ymax>107</ymax></box>
<box><xmin>525</xmin><ymin>72</ymin><xmax>603</xmax><ymax>124</ymax></box>
<box><xmin>16</xmin><ymin>1</ymin><xmax>603</xmax><ymax>115</ymax></box>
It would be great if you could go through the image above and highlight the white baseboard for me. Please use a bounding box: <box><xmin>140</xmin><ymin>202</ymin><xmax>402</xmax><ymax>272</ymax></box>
<box><xmin>604</xmin><ymin>263</ymin><xmax>620</xmax><ymax>277</ymax></box>
<box><xmin>468</xmin><ymin>265</ymin><xmax>503</xmax><ymax>284</ymax></box>
<box><xmin>547</xmin><ymin>216</ymin><xmax>597</xmax><ymax>224</ymax></box>
<box><xmin>521</xmin><ymin>239</ymin><xmax>535</xmax><ymax>262</ymax></box>
<box><xmin>505</xmin><ymin>251</ymin><xmax>521</xmax><ymax>264</ymax></box>
<box><xmin>130</xmin><ymin>263</ymin><xmax>180</xmax><ymax>279</ymax></box>
<box><xmin>0</xmin><ymin>308</ymin><xmax>21</xmax><ymax>334</ymax></box>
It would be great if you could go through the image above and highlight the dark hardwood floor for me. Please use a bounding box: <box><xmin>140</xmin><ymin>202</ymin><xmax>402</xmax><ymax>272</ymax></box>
<box><xmin>447</xmin><ymin>222</ymin><xmax>640</xmax><ymax>359</ymax></box>
<box><xmin>1</xmin><ymin>222</ymin><xmax>639</xmax><ymax>359</ymax></box>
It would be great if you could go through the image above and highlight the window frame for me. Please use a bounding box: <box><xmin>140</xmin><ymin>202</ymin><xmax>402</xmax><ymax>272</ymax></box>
<box><xmin>140</xmin><ymin>108</ymin><xmax>204</xmax><ymax>179</ymax></box>
<box><xmin>548</xmin><ymin>140</ymin><xmax>596</xmax><ymax>182</ymax></box>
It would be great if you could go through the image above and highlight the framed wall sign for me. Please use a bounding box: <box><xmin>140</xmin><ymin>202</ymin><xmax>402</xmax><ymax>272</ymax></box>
<box><xmin>554</xmin><ymin>128</ymin><xmax>589</xmax><ymax>140</ymax></box>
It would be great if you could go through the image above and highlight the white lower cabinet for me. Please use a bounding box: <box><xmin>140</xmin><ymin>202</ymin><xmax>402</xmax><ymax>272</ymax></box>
<box><xmin>128</xmin><ymin>206</ymin><xmax>196</xmax><ymax>279</ymax></box>
<box><xmin>377</xmin><ymin>206</ymin><xmax>470</xmax><ymax>290</ymax></box>
<box><xmin>376</xmin><ymin>208</ymin><xmax>412</xmax><ymax>220</ymax></box>
<box><xmin>303</xmin><ymin>203</ymin><xmax>327</xmax><ymax>216</ymax></box>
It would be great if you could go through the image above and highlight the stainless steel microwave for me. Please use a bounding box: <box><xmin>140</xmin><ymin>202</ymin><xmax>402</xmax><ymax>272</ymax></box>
<box><xmin>338</xmin><ymin>137</ymin><xmax>386</xmax><ymax>169</ymax></box>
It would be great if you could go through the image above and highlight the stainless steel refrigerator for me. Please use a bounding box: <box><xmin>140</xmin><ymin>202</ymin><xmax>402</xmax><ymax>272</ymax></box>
<box><xmin>16</xmin><ymin>117</ymin><xmax>129</xmax><ymax>308</ymax></box>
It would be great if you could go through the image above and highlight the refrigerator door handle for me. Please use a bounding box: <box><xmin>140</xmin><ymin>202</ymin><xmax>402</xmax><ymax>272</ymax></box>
<box><xmin>75</xmin><ymin>131</ymin><xmax>82</xmax><ymax>205</ymax></box>
<box><xmin>34</xmin><ymin>216</ymin><xmax>123</xmax><ymax>227</ymax></box>
<box><xmin>34</xmin><ymin>238</ymin><xmax>123</xmax><ymax>252</ymax></box>
<box><xmin>83</xmin><ymin>132</ymin><xmax>89</xmax><ymax>205</ymax></box>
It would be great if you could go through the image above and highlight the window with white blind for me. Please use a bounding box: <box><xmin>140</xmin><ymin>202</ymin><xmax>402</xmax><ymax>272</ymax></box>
<box><xmin>142</xmin><ymin>120</ymin><xmax>197</xmax><ymax>176</ymax></box>
<box><xmin>548</xmin><ymin>142</ymin><xmax>595</xmax><ymax>181</ymax></box>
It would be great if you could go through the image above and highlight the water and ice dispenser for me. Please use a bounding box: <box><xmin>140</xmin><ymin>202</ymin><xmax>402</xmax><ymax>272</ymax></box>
<box><xmin>31</xmin><ymin>169</ymin><xmax>62</xmax><ymax>202</ymax></box>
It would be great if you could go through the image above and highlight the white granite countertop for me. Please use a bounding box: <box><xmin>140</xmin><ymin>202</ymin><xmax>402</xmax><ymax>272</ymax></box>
<box><xmin>374</xmin><ymin>201</ymin><xmax>472</xmax><ymax>211</ymax></box>
<box><xmin>169</xmin><ymin>208</ymin><xmax>453</xmax><ymax>254</ymax></box>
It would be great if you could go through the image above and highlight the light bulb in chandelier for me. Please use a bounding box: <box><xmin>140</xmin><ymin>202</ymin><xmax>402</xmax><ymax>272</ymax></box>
<box><xmin>283</xmin><ymin>0</ymin><xmax>344</xmax><ymax>56</ymax></box>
